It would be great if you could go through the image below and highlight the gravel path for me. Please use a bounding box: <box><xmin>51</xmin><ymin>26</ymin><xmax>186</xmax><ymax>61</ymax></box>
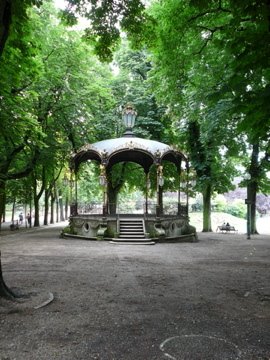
<box><xmin>0</xmin><ymin>226</ymin><xmax>269</xmax><ymax>360</ymax></box>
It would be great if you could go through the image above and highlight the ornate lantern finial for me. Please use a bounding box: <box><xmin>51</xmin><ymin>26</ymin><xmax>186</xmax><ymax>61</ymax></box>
<box><xmin>122</xmin><ymin>103</ymin><xmax>137</xmax><ymax>137</ymax></box>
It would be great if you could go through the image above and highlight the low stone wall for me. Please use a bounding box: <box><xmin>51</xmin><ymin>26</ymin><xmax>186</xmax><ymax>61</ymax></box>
<box><xmin>145</xmin><ymin>217</ymin><xmax>196</xmax><ymax>239</ymax></box>
<box><xmin>66</xmin><ymin>214</ymin><xmax>197</xmax><ymax>242</ymax></box>
<box><xmin>68</xmin><ymin>216</ymin><xmax>103</xmax><ymax>238</ymax></box>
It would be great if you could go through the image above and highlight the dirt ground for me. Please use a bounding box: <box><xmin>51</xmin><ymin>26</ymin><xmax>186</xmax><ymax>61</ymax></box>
<box><xmin>0</xmin><ymin>224</ymin><xmax>269</xmax><ymax>360</ymax></box>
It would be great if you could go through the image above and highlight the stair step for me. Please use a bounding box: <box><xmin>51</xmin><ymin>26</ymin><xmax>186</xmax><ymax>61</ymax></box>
<box><xmin>110</xmin><ymin>240</ymin><xmax>155</xmax><ymax>245</ymax></box>
<box><xmin>112</xmin><ymin>238</ymin><xmax>154</xmax><ymax>242</ymax></box>
<box><xmin>120</xmin><ymin>236</ymin><xmax>145</xmax><ymax>238</ymax></box>
<box><xmin>120</xmin><ymin>226</ymin><xmax>143</xmax><ymax>229</ymax></box>
<box><xmin>120</xmin><ymin>228</ymin><xmax>144</xmax><ymax>230</ymax></box>
<box><xmin>119</xmin><ymin>231</ymin><xmax>144</xmax><ymax>237</ymax></box>
<box><xmin>110</xmin><ymin>240</ymin><xmax>156</xmax><ymax>245</ymax></box>
<box><xmin>119</xmin><ymin>222</ymin><xmax>143</xmax><ymax>225</ymax></box>
<box><xmin>118</xmin><ymin>219</ymin><xmax>146</xmax><ymax>240</ymax></box>
<box><xmin>120</xmin><ymin>222</ymin><xmax>143</xmax><ymax>224</ymax></box>
<box><xmin>119</xmin><ymin>219</ymin><xmax>143</xmax><ymax>221</ymax></box>
<box><xmin>119</xmin><ymin>234</ymin><xmax>145</xmax><ymax>238</ymax></box>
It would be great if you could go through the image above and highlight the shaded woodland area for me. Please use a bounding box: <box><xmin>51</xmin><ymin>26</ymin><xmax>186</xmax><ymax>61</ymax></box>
<box><xmin>0</xmin><ymin>0</ymin><xmax>269</xmax><ymax>234</ymax></box>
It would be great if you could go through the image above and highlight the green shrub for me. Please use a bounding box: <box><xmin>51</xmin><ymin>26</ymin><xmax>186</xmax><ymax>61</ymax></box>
<box><xmin>224</xmin><ymin>201</ymin><xmax>246</xmax><ymax>219</ymax></box>
<box><xmin>62</xmin><ymin>225</ymin><xmax>76</xmax><ymax>235</ymax></box>
<box><xmin>212</xmin><ymin>194</ymin><xmax>227</xmax><ymax>212</ymax></box>
<box><xmin>104</xmin><ymin>228</ymin><xmax>115</xmax><ymax>238</ymax></box>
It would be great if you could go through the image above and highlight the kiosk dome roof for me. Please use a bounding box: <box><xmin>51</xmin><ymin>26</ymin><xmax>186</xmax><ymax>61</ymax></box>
<box><xmin>72</xmin><ymin>135</ymin><xmax>187</xmax><ymax>173</ymax></box>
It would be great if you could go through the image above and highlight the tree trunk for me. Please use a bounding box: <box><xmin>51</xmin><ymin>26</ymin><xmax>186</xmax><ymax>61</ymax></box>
<box><xmin>202</xmin><ymin>184</ymin><xmax>212</xmax><ymax>232</ymax></box>
<box><xmin>0</xmin><ymin>180</ymin><xmax>6</xmax><ymax>230</ymax></box>
<box><xmin>2</xmin><ymin>194</ymin><xmax>6</xmax><ymax>223</ymax></box>
<box><xmin>158</xmin><ymin>185</ymin><xmax>163</xmax><ymax>215</ymax></box>
<box><xmin>107</xmin><ymin>184</ymin><xmax>117</xmax><ymax>215</ymax></box>
<box><xmin>248</xmin><ymin>182</ymin><xmax>258</xmax><ymax>234</ymax></box>
<box><xmin>11</xmin><ymin>197</ymin><xmax>15</xmax><ymax>222</ymax></box>
<box><xmin>44</xmin><ymin>189</ymin><xmax>49</xmax><ymax>225</ymax></box>
<box><xmin>29</xmin><ymin>199</ymin><xmax>32</xmax><ymax>228</ymax></box>
<box><xmin>106</xmin><ymin>163</ymin><xmax>127</xmax><ymax>215</ymax></box>
<box><xmin>50</xmin><ymin>194</ymin><xmax>55</xmax><ymax>224</ymax></box>
<box><xmin>56</xmin><ymin>191</ymin><xmax>59</xmax><ymax>223</ymax></box>
<box><xmin>249</xmin><ymin>143</ymin><xmax>260</xmax><ymax>234</ymax></box>
<box><xmin>0</xmin><ymin>0</ymin><xmax>12</xmax><ymax>57</ymax></box>
<box><xmin>32</xmin><ymin>168</ymin><xmax>46</xmax><ymax>227</ymax></box>
<box><xmin>0</xmin><ymin>251</ymin><xmax>17</xmax><ymax>299</ymax></box>
<box><xmin>24</xmin><ymin>204</ymin><xmax>27</xmax><ymax>227</ymax></box>
<box><xmin>59</xmin><ymin>190</ymin><xmax>64</xmax><ymax>222</ymax></box>
<box><xmin>64</xmin><ymin>194</ymin><xmax>68</xmax><ymax>220</ymax></box>
<box><xmin>33</xmin><ymin>182</ymin><xmax>40</xmax><ymax>227</ymax></box>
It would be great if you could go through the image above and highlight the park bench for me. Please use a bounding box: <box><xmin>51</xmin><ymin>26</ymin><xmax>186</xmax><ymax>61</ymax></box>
<box><xmin>216</xmin><ymin>225</ymin><xmax>238</xmax><ymax>233</ymax></box>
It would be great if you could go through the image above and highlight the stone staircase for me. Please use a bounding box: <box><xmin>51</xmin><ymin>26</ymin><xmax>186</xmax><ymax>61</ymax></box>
<box><xmin>111</xmin><ymin>218</ymin><xmax>155</xmax><ymax>245</ymax></box>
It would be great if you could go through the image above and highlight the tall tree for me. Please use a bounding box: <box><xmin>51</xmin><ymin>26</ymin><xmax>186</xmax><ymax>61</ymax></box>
<box><xmin>0</xmin><ymin>1</ymin><xmax>115</xmax><ymax>227</ymax></box>
<box><xmin>134</xmin><ymin>0</ymin><xmax>270</xmax><ymax>231</ymax></box>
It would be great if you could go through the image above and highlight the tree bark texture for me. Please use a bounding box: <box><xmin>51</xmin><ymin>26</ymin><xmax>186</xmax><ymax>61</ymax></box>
<box><xmin>50</xmin><ymin>195</ymin><xmax>55</xmax><ymax>224</ymax></box>
<box><xmin>202</xmin><ymin>184</ymin><xmax>212</xmax><ymax>232</ymax></box>
<box><xmin>59</xmin><ymin>192</ymin><xmax>65</xmax><ymax>221</ymax></box>
<box><xmin>11</xmin><ymin>197</ymin><xmax>15</xmax><ymax>222</ymax></box>
<box><xmin>0</xmin><ymin>251</ymin><xmax>17</xmax><ymax>299</ymax></box>
<box><xmin>0</xmin><ymin>181</ymin><xmax>6</xmax><ymax>230</ymax></box>
<box><xmin>64</xmin><ymin>195</ymin><xmax>68</xmax><ymax>220</ymax></box>
<box><xmin>158</xmin><ymin>185</ymin><xmax>163</xmax><ymax>215</ymax></box>
<box><xmin>34</xmin><ymin>193</ymin><xmax>40</xmax><ymax>227</ymax></box>
<box><xmin>107</xmin><ymin>184</ymin><xmax>117</xmax><ymax>215</ymax></box>
<box><xmin>44</xmin><ymin>189</ymin><xmax>49</xmax><ymax>225</ymax></box>
<box><xmin>248</xmin><ymin>143</ymin><xmax>260</xmax><ymax>234</ymax></box>
<box><xmin>106</xmin><ymin>163</ymin><xmax>127</xmax><ymax>215</ymax></box>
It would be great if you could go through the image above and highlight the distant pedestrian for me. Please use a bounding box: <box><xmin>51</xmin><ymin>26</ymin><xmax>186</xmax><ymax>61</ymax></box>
<box><xmin>26</xmin><ymin>213</ymin><xmax>31</xmax><ymax>227</ymax></box>
<box><xmin>19</xmin><ymin>212</ymin><xmax>23</xmax><ymax>225</ymax></box>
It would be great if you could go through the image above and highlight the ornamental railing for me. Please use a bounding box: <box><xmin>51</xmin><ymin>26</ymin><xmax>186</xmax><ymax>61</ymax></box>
<box><xmin>75</xmin><ymin>202</ymin><xmax>103</xmax><ymax>215</ymax></box>
<box><xmin>73</xmin><ymin>201</ymin><xmax>188</xmax><ymax>217</ymax></box>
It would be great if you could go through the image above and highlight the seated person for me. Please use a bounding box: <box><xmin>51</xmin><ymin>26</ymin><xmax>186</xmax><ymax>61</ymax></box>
<box><xmin>221</xmin><ymin>222</ymin><xmax>227</xmax><ymax>229</ymax></box>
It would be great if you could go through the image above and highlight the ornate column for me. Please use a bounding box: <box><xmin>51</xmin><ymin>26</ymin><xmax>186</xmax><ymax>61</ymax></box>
<box><xmin>156</xmin><ymin>164</ymin><xmax>164</xmax><ymax>217</ymax></box>
<box><xmin>145</xmin><ymin>172</ymin><xmax>150</xmax><ymax>215</ymax></box>
<box><xmin>99</xmin><ymin>164</ymin><xmax>107</xmax><ymax>216</ymax></box>
<box><xmin>70</xmin><ymin>171</ymin><xmax>77</xmax><ymax>216</ymax></box>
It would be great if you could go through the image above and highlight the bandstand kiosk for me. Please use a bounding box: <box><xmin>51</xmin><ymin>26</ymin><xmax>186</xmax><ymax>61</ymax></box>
<box><xmin>65</xmin><ymin>105</ymin><xmax>197</xmax><ymax>243</ymax></box>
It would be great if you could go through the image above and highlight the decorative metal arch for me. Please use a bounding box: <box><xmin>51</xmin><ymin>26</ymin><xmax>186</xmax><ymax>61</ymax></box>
<box><xmin>71</xmin><ymin>136</ymin><xmax>188</xmax><ymax>218</ymax></box>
